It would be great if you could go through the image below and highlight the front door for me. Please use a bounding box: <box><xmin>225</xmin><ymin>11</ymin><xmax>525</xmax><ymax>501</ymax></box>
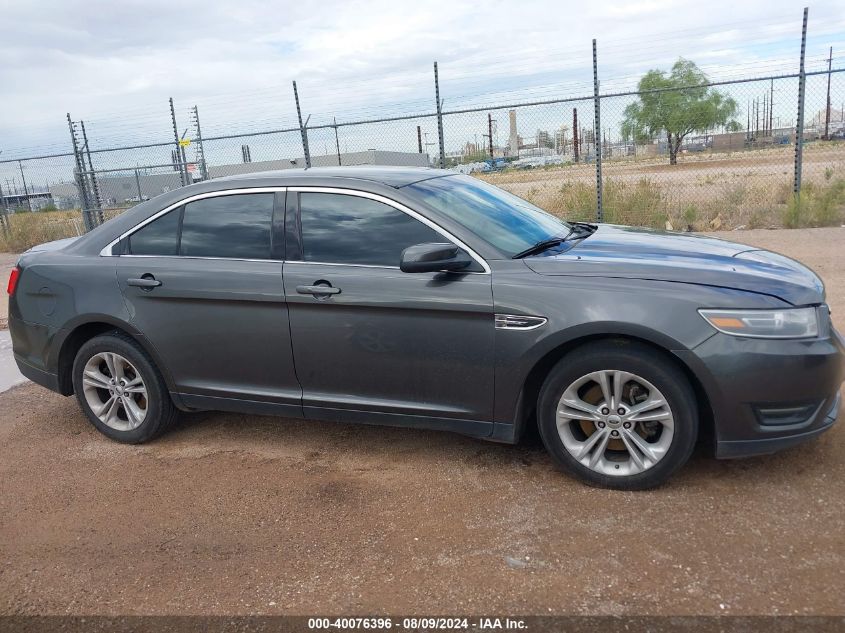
<box><xmin>283</xmin><ymin>189</ymin><xmax>494</xmax><ymax>429</ymax></box>
<box><xmin>114</xmin><ymin>190</ymin><xmax>302</xmax><ymax>416</ymax></box>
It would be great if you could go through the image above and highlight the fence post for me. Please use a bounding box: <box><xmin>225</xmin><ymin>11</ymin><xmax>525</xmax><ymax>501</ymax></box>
<box><xmin>67</xmin><ymin>113</ymin><xmax>93</xmax><ymax>232</ymax></box>
<box><xmin>135</xmin><ymin>169</ymin><xmax>143</xmax><ymax>201</ymax></box>
<box><xmin>592</xmin><ymin>39</ymin><xmax>604</xmax><ymax>223</ymax></box>
<box><xmin>293</xmin><ymin>81</ymin><xmax>311</xmax><ymax>168</ymax></box>
<box><xmin>434</xmin><ymin>62</ymin><xmax>446</xmax><ymax>169</ymax></box>
<box><xmin>0</xmin><ymin>181</ymin><xmax>9</xmax><ymax>237</ymax></box>
<box><xmin>793</xmin><ymin>7</ymin><xmax>808</xmax><ymax>196</ymax></box>
<box><xmin>334</xmin><ymin>117</ymin><xmax>342</xmax><ymax>166</ymax></box>
<box><xmin>169</xmin><ymin>97</ymin><xmax>187</xmax><ymax>186</ymax></box>
<box><xmin>79</xmin><ymin>121</ymin><xmax>104</xmax><ymax>224</ymax></box>
<box><xmin>488</xmin><ymin>113</ymin><xmax>494</xmax><ymax>158</ymax></box>
<box><xmin>192</xmin><ymin>105</ymin><xmax>209</xmax><ymax>180</ymax></box>
<box><xmin>17</xmin><ymin>161</ymin><xmax>32</xmax><ymax>213</ymax></box>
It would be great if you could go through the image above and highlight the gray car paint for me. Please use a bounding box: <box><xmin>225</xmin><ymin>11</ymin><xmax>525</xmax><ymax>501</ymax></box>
<box><xmin>8</xmin><ymin>166</ymin><xmax>845</xmax><ymax>458</ymax></box>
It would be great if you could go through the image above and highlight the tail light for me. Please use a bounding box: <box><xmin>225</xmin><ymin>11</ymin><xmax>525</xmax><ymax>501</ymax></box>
<box><xmin>7</xmin><ymin>266</ymin><xmax>20</xmax><ymax>296</ymax></box>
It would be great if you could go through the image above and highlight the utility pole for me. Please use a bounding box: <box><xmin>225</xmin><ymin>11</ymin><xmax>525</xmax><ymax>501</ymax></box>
<box><xmin>763</xmin><ymin>93</ymin><xmax>768</xmax><ymax>136</ymax></box>
<box><xmin>746</xmin><ymin>100</ymin><xmax>751</xmax><ymax>141</ymax></box>
<box><xmin>573</xmin><ymin>108</ymin><xmax>579</xmax><ymax>162</ymax></box>
<box><xmin>823</xmin><ymin>46</ymin><xmax>833</xmax><ymax>140</ymax></box>
<box><xmin>769</xmin><ymin>78</ymin><xmax>774</xmax><ymax>134</ymax></box>
<box><xmin>417</xmin><ymin>126</ymin><xmax>423</xmax><ymax>154</ymax></box>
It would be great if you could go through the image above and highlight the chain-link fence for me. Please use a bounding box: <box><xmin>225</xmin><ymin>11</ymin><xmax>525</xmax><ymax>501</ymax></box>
<box><xmin>1</xmin><ymin>10</ymin><xmax>844</xmax><ymax>251</ymax></box>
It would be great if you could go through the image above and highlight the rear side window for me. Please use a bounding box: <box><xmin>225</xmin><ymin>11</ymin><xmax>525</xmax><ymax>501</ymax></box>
<box><xmin>181</xmin><ymin>193</ymin><xmax>275</xmax><ymax>259</ymax></box>
<box><xmin>299</xmin><ymin>192</ymin><xmax>442</xmax><ymax>266</ymax></box>
<box><xmin>128</xmin><ymin>208</ymin><xmax>181</xmax><ymax>256</ymax></box>
<box><xmin>127</xmin><ymin>193</ymin><xmax>276</xmax><ymax>259</ymax></box>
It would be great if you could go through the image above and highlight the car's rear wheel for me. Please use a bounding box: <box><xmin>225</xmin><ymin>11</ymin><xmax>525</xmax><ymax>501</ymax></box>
<box><xmin>537</xmin><ymin>340</ymin><xmax>698</xmax><ymax>490</ymax></box>
<box><xmin>72</xmin><ymin>332</ymin><xmax>177</xmax><ymax>443</ymax></box>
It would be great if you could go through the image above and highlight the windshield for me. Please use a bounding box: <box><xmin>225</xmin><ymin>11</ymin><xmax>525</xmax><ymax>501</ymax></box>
<box><xmin>405</xmin><ymin>175</ymin><xmax>570</xmax><ymax>257</ymax></box>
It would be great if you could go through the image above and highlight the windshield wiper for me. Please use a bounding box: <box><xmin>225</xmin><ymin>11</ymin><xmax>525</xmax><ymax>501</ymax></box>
<box><xmin>511</xmin><ymin>222</ymin><xmax>598</xmax><ymax>259</ymax></box>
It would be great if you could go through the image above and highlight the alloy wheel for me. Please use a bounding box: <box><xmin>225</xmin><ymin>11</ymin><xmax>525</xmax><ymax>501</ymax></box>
<box><xmin>556</xmin><ymin>369</ymin><xmax>675</xmax><ymax>477</ymax></box>
<box><xmin>81</xmin><ymin>352</ymin><xmax>148</xmax><ymax>431</ymax></box>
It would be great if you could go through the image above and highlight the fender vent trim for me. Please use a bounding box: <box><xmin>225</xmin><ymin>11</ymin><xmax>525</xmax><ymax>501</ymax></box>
<box><xmin>494</xmin><ymin>314</ymin><xmax>548</xmax><ymax>331</ymax></box>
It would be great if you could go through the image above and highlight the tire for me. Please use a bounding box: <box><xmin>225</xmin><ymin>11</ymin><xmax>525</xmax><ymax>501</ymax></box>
<box><xmin>72</xmin><ymin>331</ymin><xmax>178</xmax><ymax>443</ymax></box>
<box><xmin>537</xmin><ymin>340</ymin><xmax>698</xmax><ymax>490</ymax></box>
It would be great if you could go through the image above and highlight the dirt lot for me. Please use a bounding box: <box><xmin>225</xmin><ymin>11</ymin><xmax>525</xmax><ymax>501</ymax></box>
<box><xmin>1</xmin><ymin>228</ymin><xmax>844</xmax><ymax>616</ymax></box>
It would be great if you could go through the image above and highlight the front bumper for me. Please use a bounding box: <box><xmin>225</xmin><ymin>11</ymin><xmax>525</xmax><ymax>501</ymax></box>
<box><xmin>716</xmin><ymin>393</ymin><xmax>840</xmax><ymax>458</ymax></box>
<box><xmin>677</xmin><ymin>326</ymin><xmax>845</xmax><ymax>459</ymax></box>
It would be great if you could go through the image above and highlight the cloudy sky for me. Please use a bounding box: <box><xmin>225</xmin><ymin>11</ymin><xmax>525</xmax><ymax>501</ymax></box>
<box><xmin>1</xmin><ymin>0</ymin><xmax>844</xmax><ymax>162</ymax></box>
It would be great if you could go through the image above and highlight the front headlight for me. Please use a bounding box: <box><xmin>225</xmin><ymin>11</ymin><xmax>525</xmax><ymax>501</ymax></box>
<box><xmin>698</xmin><ymin>307</ymin><xmax>819</xmax><ymax>339</ymax></box>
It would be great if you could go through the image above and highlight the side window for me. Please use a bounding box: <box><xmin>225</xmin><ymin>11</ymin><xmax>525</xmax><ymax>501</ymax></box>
<box><xmin>128</xmin><ymin>207</ymin><xmax>181</xmax><ymax>256</ymax></box>
<box><xmin>180</xmin><ymin>193</ymin><xmax>275</xmax><ymax>259</ymax></box>
<box><xmin>299</xmin><ymin>192</ymin><xmax>443</xmax><ymax>266</ymax></box>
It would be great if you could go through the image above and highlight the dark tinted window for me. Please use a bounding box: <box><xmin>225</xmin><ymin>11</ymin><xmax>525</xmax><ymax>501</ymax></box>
<box><xmin>299</xmin><ymin>193</ymin><xmax>442</xmax><ymax>266</ymax></box>
<box><xmin>180</xmin><ymin>193</ymin><xmax>274</xmax><ymax>259</ymax></box>
<box><xmin>128</xmin><ymin>207</ymin><xmax>181</xmax><ymax>255</ymax></box>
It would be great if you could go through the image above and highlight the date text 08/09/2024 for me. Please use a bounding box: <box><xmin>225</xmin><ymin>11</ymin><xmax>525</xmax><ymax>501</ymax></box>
<box><xmin>307</xmin><ymin>617</ymin><xmax>527</xmax><ymax>630</ymax></box>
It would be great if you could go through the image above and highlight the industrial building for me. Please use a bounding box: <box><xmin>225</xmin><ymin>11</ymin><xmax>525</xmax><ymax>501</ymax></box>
<box><xmin>45</xmin><ymin>150</ymin><xmax>431</xmax><ymax>210</ymax></box>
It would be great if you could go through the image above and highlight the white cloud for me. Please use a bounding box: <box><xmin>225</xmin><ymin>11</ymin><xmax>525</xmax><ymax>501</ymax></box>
<box><xmin>0</xmin><ymin>0</ymin><xmax>843</xmax><ymax>157</ymax></box>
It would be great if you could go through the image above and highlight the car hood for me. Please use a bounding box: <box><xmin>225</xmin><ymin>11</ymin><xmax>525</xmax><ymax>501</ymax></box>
<box><xmin>524</xmin><ymin>224</ymin><xmax>824</xmax><ymax>305</ymax></box>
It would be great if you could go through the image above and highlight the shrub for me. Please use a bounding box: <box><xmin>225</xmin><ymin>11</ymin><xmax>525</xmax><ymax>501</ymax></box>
<box><xmin>0</xmin><ymin>210</ymin><xmax>83</xmax><ymax>253</ymax></box>
<box><xmin>783</xmin><ymin>178</ymin><xmax>845</xmax><ymax>228</ymax></box>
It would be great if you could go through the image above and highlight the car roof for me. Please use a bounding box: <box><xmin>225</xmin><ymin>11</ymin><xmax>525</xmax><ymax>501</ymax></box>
<box><xmin>213</xmin><ymin>166</ymin><xmax>452</xmax><ymax>188</ymax></box>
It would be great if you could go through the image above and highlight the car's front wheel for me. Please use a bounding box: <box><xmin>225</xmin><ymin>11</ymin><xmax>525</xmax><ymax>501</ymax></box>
<box><xmin>72</xmin><ymin>332</ymin><xmax>177</xmax><ymax>443</ymax></box>
<box><xmin>537</xmin><ymin>340</ymin><xmax>698</xmax><ymax>490</ymax></box>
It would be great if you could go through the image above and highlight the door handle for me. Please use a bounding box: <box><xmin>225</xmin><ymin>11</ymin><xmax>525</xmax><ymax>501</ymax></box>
<box><xmin>127</xmin><ymin>276</ymin><xmax>162</xmax><ymax>289</ymax></box>
<box><xmin>296</xmin><ymin>284</ymin><xmax>340</xmax><ymax>296</ymax></box>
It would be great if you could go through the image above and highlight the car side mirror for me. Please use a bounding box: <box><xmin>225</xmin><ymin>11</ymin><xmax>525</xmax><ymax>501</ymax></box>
<box><xmin>400</xmin><ymin>243</ymin><xmax>473</xmax><ymax>273</ymax></box>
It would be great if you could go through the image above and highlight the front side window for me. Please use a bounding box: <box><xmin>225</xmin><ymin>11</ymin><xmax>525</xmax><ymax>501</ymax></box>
<box><xmin>299</xmin><ymin>192</ymin><xmax>443</xmax><ymax>266</ymax></box>
<box><xmin>128</xmin><ymin>207</ymin><xmax>181</xmax><ymax>256</ymax></box>
<box><xmin>405</xmin><ymin>175</ymin><xmax>570</xmax><ymax>257</ymax></box>
<box><xmin>180</xmin><ymin>193</ymin><xmax>275</xmax><ymax>259</ymax></box>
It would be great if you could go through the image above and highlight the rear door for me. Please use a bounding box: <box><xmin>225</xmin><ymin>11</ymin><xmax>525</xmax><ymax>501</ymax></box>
<box><xmin>113</xmin><ymin>189</ymin><xmax>302</xmax><ymax>416</ymax></box>
<box><xmin>282</xmin><ymin>188</ymin><xmax>495</xmax><ymax>429</ymax></box>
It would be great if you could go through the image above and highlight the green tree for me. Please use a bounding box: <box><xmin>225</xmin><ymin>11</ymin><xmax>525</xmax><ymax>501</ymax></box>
<box><xmin>622</xmin><ymin>58</ymin><xmax>740</xmax><ymax>165</ymax></box>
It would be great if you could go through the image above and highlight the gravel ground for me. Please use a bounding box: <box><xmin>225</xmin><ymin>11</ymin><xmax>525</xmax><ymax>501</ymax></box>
<box><xmin>0</xmin><ymin>228</ymin><xmax>843</xmax><ymax>616</ymax></box>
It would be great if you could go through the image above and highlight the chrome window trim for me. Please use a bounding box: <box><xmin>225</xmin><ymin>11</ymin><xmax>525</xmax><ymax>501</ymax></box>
<box><xmin>291</xmin><ymin>186</ymin><xmax>491</xmax><ymax>274</ymax></box>
<box><xmin>99</xmin><ymin>187</ymin><xmax>286</xmax><ymax>257</ymax></box>
<box><xmin>113</xmin><ymin>254</ymin><xmax>285</xmax><ymax>264</ymax></box>
<box><xmin>284</xmin><ymin>260</ymin><xmax>398</xmax><ymax>270</ymax></box>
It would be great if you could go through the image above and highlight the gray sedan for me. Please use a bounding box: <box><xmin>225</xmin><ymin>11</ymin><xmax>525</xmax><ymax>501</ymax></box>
<box><xmin>7</xmin><ymin>167</ymin><xmax>844</xmax><ymax>489</ymax></box>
